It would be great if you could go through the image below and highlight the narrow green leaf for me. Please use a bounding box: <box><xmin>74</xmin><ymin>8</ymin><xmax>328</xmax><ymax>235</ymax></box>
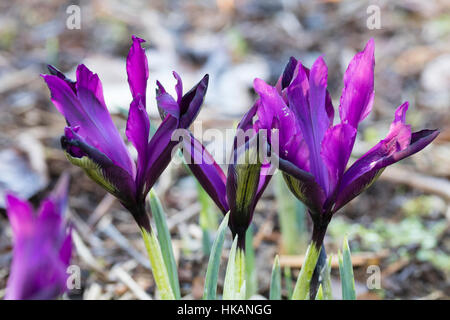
<box><xmin>236</xmin><ymin>280</ymin><xmax>247</xmax><ymax>300</ymax></box>
<box><xmin>291</xmin><ymin>243</ymin><xmax>321</xmax><ymax>300</ymax></box>
<box><xmin>149</xmin><ymin>190</ymin><xmax>180</xmax><ymax>299</ymax></box>
<box><xmin>198</xmin><ymin>182</ymin><xmax>219</xmax><ymax>256</ymax></box>
<box><xmin>284</xmin><ymin>267</ymin><xmax>293</xmax><ymax>299</ymax></box>
<box><xmin>223</xmin><ymin>236</ymin><xmax>246</xmax><ymax>300</ymax></box>
<box><xmin>235</xmin><ymin>246</ymin><xmax>246</xmax><ymax>298</ymax></box>
<box><xmin>202</xmin><ymin>228</ymin><xmax>212</xmax><ymax>256</ymax></box>
<box><xmin>198</xmin><ymin>182</ymin><xmax>219</xmax><ymax>231</ymax></box>
<box><xmin>321</xmin><ymin>255</ymin><xmax>333</xmax><ymax>300</ymax></box>
<box><xmin>315</xmin><ymin>284</ymin><xmax>324</xmax><ymax>300</ymax></box>
<box><xmin>203</xmin><ymin>213</ymin><xmax>230</xmax><ymax>300</ymax></box>
<box><xmin>339</xmin><ymin>237</ymin><xmax>356</xmax><ymax>300</ymax></box>
<box><xmin>140</xmin><ymin>228</ymin><xmax>175</xmax><ymax>300</ymax></box>
<box><xmin>270</xmin><ymin>255</ymin><xmax>281</xmax><ymax>300</ymax></box>
<box><xmin>223</xmin><ymin>236</ymin><xmax>238</xmax><ymax>300</ymax></box>
<box><xmin>245</xmin><ymin>226</ymin><xmax>257</xmax><ymax>298</ymax></box>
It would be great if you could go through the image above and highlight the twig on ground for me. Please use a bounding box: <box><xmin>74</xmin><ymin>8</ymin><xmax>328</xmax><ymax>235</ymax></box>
<box><xmin>87</xmin><ymin>194</ymin><xmax>116</xmax><ymax>227</ymax></box>
<box><xmin>110</xmin><ymin>261</ymin><xmax>152</xmax><ymax>300</ymax></box>
<box><xmin>380</xmin><ymin>165</ymin><xmax>450</xmax><ymax>201</ymax></box>
<box><xmin>166</xmin><ymin>203</ymin><xmax>201</xmax><ymax>231</ymax></box>
<box><xmin>97</xmin><ymin>215</ymin><xmax>151</xmax><ymax>269</ymax></box>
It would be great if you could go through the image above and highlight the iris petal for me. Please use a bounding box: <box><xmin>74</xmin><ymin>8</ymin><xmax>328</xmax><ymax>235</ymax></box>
<box><xmin>126</xmin><ymin>35</ymin><xmax>149</xmax><ymax>103</ymax></box>
<box><xmin>339</xmin><ymin>39</ymin><xmax>375</xmax><ymax>129</ymax></box>
<box><xmin>333</xmin><ymin>102</ymin><xmax>439</xmax><ymax>212</ymax></box>
<box><xmin>126</xmin><ymin>95</ymin><xmax>150</xmax><ymax>192</ymax></box>
<box><xmin>62</xmin><ymin>128</ymin><xmax>136</xmax><ymax>206</ymax></box>
<box><xmin>182</xmin><ymin>133</ymin><xmax>229</xmax><ymax>214</ymax></box>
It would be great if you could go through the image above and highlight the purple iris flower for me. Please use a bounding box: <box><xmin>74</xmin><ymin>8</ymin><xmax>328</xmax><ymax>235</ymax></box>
<box><xmin>42</xmin><ymin>36</ymin><xmax>209</xmax><ymax>230</ymax></box>
<box><xmin>181</xmin><ymin>106</ymin><xmax>272</xmax><ymax>248</ymax></box>
<box><xmin>252</xmin><ymin>39</ymin><xmax>439</xmax><ymax>246</ymax></box>
<box><xmin>5</xmin><ymin>174</ymin><xmax>72</xmax><ymax>300</ymax></box>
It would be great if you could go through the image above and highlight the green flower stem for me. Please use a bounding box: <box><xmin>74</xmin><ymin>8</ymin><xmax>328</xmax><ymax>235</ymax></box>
<box><xmin>235</xmin><ymin>247</ymin><xmax>246</xmax><ymax>293</ymax></box>
<box><xmin>141</xmin><ymin>228</ymin><xmax>175</xmax><ymax>300</ymax></box>
<box><xmin>291</xmin><ymin>242</ymin><xmax>321</xmax><ymax>300</ymax></box>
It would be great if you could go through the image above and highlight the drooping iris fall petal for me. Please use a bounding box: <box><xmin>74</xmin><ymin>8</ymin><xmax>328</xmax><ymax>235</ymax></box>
<box><xmin>333</xmin><ymin>103</ymin><xmax>439</xmax><ymax>212</ymax></box>
<box><xmin>182</xmin><ymin>133</ymin><xmax>229</xmax><ymax>214</ymax></box>
<box><xmin>42</xmin><ymin>65</ymin><xmax>135</xmax><ymax>178</ymax></box>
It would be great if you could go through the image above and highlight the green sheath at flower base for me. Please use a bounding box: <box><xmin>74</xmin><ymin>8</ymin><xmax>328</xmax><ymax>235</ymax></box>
<box><xmin>140</xmin><ymin>228</ymin><xmax>175</xmax><ymax>300</ymax></box>
<box><xmin>270</xmin><ymin>255</ymin><xmax>281</xmax><ymax>300</ymax></box>
<box><xmin>235</xmin><ymin>246</ymin><xmax>246</xmax><ymax>296</ymax></box>
<box><xmin>149</xmin><ymin>190</ymin><xmax>180</xmax><ymax>299</ymax></box>
<box><xmin>223</xmin><ymin>236</ymin><xmax>246</xmax><ymax>300</ymax></box>
<box><xmin>291</xmin><ymin>243</ymin><xmax>321</xmax><ymax>300</ymax></box>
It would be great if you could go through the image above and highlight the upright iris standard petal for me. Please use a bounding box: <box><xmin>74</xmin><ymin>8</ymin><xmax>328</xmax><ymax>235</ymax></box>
<box><xmin>339</xmin><ymin>39</ymin><xmax>375</xmax><ymax>129</ymax></box>
<box><xmin>179</xmin><ymin>74</ymin><xmax>209</xmax><ymax>128</ymax></box>
<box><xmin>254</xmin><ymin>78</ymin><xmax>307</xmax><ymax>168</ymax></box>
<box><xmin>173</xmin><ymin>71</ymin><xmax>183</xmax><ymax>105</ymax></box>
<box><xmin>320</xmin><ymin>123</ymin><xmax>357</xmax><ymax>194</ymax></box>
<box><xmin>127</xmin><ymin>35</ymin><xmax>149</xmax><ymax>102</ymax></box>
<box><xmin>145</xmin><ymin>75</ymin><xmax>209</xmax><ymax>193</ymax></box>
<box><xmin>156</xmin><ymin>80</ymin><xmax>181</xmax><ymax>119</ymax></box>
<box><xmin>286</xmin><ymin>57</ymin><xmax>330</xmax><ymax>194</ymax></box>
<box><xmin>126</xmin><ymin>96</ymin><xmax>150</xmax><ymax>193</ymax></box>
<box><xmin>276</xmin><ymin>56</ymin><xmax>298</xmax><ymax>92</ymax></box>
<box><xmin>5</xmin><ymin>175</ymin><xmax>72</xmax><ymax>300</ymax></box>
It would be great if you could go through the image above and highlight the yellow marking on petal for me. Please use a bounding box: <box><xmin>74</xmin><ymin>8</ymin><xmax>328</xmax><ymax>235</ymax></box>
<box><xmin>64</xmin><ymin>152</ymin><xmax>118</xmax><ymax>195</ymax></box>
